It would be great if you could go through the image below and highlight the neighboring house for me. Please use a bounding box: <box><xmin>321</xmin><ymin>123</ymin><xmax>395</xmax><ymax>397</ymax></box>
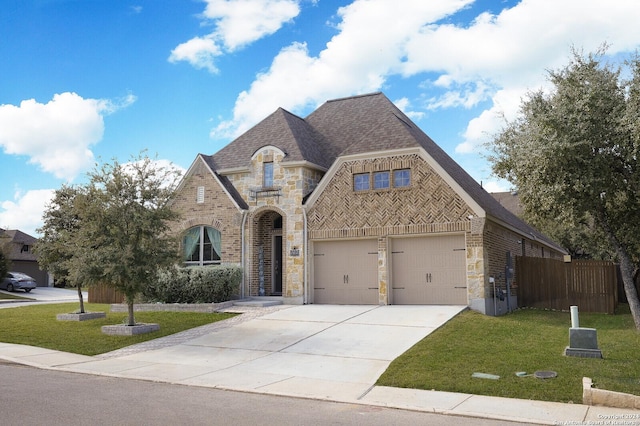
<box><xmin>171</xmin><ymin>92</ymin><xmax>565</xmax><ymax>315</ymax></box>
<box><xmin>0</xmin><ymin>228</ymin><xmax>50</xmax><ymax>286</ymax></box>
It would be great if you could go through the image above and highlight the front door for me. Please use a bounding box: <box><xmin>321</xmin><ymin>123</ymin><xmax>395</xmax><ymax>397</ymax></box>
<box><xmin>272</xmin><ymin>235</ymin><xmax>283</xmax><ymax>295</ymax></box>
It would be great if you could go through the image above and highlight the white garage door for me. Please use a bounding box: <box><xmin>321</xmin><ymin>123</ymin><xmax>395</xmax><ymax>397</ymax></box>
<box><xmin>391</xmin><ymin>235</ymin><xmax>467</xmax><ymax>305</ymax></box>
<box><xmin>313</xmin><ymin>239</ymin><xmax>378</xmax><ymax>304</ymax></box>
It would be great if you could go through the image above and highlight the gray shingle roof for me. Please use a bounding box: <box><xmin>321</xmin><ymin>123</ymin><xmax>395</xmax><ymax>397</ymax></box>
<box><xmin>0</xmin><ymin>229</ymin><xmax>39</xmax><ymax>261</ymax></box>
<box><xmin>203</xmin><ymin>92</ymin><xmax>564</xmax><ymax>252</ymax></box>
<box><xmin>206</xmin><ymin>108</ymin><xmax>332</xmax><ymax>170</ymax></box>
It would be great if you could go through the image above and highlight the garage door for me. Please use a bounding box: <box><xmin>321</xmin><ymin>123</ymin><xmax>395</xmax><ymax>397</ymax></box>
<box><xmin>313</xmin><ymin>239</ymin><xmax>378</xmax><ymax>304</ymax></box>
<box><xmin>391</xmin><ymin>235</ymin><xmax>467</xmax><ymax>305</ymax></box>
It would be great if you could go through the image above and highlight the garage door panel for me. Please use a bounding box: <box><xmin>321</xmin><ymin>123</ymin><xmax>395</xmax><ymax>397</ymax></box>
<box><xmin>392</xmin><ymin>235</ymin><xmax>466</xmax><ymax>305</ymax></box>
<box><xmin>313</xmin><ymin>239</ymin><xmax>378</xmax><ymax>304</ymax></box>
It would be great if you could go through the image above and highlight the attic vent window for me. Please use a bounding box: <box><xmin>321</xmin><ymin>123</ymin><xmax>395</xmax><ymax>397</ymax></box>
<box><xmin>196</xmin><ymin>186</ymin><xmax>205</xmax><ymax>204</ymax></box>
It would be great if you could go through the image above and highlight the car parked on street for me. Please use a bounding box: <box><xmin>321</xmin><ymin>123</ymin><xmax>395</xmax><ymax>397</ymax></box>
<box><xmin>1</xmin><ymin>272</ymin><xmax>37</xmax><ymax>293</ymax></box>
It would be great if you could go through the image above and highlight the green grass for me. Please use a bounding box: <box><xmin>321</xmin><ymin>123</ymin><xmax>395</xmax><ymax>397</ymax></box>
<box><xmin>0</xmin><ymin>303</ymin><xmax>236</xmax><ymax>356</ymax></box>
<box><xmin>0</xmin><ymin>291</ymin><xmax>33</xmax><ymax>300</ymax></box>
<box><xmin>377</xmin><ymin>305</ymin><xmax>640</xmax><ymax>403</ymax></box>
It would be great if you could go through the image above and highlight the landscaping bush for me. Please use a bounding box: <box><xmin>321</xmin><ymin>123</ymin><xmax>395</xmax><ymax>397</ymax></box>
<box><xmin>144</xmin><ymin>265</ymin><xmax>242</xmax><ymax>304</ymax></box>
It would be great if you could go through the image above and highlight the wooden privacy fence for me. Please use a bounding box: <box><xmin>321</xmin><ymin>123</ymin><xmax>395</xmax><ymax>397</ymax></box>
<box><xmin>88</xmin><ymin>283</ymin><xmax>125</xmax><ymax>304</ymax></box>
<box><xmin>516</xmin><ymin>256</ymin><xmax>618</xmax><ymax>314</ymax></box>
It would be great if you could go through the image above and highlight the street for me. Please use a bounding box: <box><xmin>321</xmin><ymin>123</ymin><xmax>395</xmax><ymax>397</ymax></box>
<box><xmin>0</xmin><ymin>360</ymin><xmax>522</xmax><ymax>425</ymax></box>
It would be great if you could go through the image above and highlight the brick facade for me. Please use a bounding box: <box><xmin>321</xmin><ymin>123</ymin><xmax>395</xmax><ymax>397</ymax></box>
<box><xmin>170</xmin><ymin>158</ymin><xmax>243</xmax><ymax>264</ymax></box>
<box><xmin>172</xmin><ymin>148</ymin><xmax>321</xmax><ymax>304</ymax></box>
<box><xmin>305</xmin><ymin>152</ymin><xmax>564</xmax><ymax>314</ymax></box>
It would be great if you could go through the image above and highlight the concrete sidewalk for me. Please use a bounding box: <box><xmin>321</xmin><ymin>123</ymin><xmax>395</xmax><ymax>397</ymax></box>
<box><xmin>1</xmin><ymin>304</ymin><xmax>639</xmax><ymax>425</ymax></box>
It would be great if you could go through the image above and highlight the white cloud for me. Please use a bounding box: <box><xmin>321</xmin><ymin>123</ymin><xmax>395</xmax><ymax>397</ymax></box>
<box><xmin>394</xmin><ymin>97</ymin><xmax>424</xmax><ymax>121</ymax></box>
<box><xmin>400</xmin><ymin>0</ymin><xmax>640</xmax><ymax>152</ymax></box>
<box><xmin>213</xmin><ymin>0</ymin><xmax>640</xmax><ymax>150</ymax></box>
<box><xmin>0</xmin><ymin>158</ymin><xmax>184</xmax><ymax>238</ymax></box>
<box><xmin>212</xmin><ymin>0</ymin><xmax>472</xmax><ymax>137</ymax></box>
<box><xmin>169</xmin><ymin>0</ymin><xmax>300</xmax><ymax>72</ymax></box>
<box><xmin>169</xmin><ymin>36</ymin><xmax>222</xmax><ymax>73</ymax></box>
<box><xmin>0</xmin><ymin>189</ymin><xmax>55</xmax><ymax>237</ymax></box>
<box><xmin>482</xmin><ymin>179</ymin><xmax>511</xmax><ymax>194</ymax></box>
<box><xmin>0</xmin><ymin>92</ymin><xmax>134</xmax><ymax>181</ymax></box>
<box><xmin>122</xmin><ymin>158</ymin><xmax>187</xmax><ymax>190</ymax></box>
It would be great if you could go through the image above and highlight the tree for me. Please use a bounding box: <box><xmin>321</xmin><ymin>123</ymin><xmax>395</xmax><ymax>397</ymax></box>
<box><xmin>36</xmin><ymin>185</ymin><xmax>90</xmax><ymax>313</ymax></box>
<box><xmin>0</xmin><ymin>236</ymin><xmax>10</xmax><ymax>281</ymax></box>
<box><xmin>489</xmin><ymin>47</ymin><xmax>640</xmax><ymax>330</ymax></box>
<box><xmin>37</xmin><ymin>154</ymin><xmax>182</xmax><ymax>325</ymax></box>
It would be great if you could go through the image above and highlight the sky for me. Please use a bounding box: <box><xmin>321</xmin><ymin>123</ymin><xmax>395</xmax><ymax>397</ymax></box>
<box><xmin>2</xmin><ymin>0</ymin><xmax>640</xmax><ymax>237</ymax></box>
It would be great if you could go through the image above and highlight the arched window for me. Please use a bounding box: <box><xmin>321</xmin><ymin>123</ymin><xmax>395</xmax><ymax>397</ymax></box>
<box><xmin>183</xmin><ymin>226</ymin><xmax>221</xmax><ymax>266</ymax></box>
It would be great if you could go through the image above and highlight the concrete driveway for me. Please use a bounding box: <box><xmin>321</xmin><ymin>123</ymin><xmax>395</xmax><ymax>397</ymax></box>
<box><xmin>0</xmin><ymin>286</ymin><xmax>87</xmax><ymax>308</ymax></box>
<box><xmin>62</xmin><ymin>304</ymin><xmax>466</xmax><ymax>401</ymax></box>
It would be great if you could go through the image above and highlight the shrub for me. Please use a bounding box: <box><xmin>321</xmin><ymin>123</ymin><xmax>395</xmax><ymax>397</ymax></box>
<box><xmin>144</xmin><ymin>265</ymin><xmax>242</xmax><ymax>304</ymax></box>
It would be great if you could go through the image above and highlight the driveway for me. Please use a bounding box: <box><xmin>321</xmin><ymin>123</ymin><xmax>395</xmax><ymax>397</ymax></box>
<box><xmin>61</xmin><ymin>304</ymin><xmax>466</xmax><ymax>401</ymax></box>
<box><xmin>0</xmin><ymin>286</ymin><xmax>87</xmax><ymax>308</ymax></box>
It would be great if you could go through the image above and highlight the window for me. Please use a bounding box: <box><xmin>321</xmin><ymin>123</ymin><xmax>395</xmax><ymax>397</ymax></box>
<box><xmin>183</xmin><ymin>226</ymin><xmax>221</xmax><ymax>265</ymax></box>
<box><xmin>354</xmin><ymin>173</ymin><xmax>370</xmax><ymax>191</ymax></box>
<box><xmin>196</xmin><ymin>186</ymin><xmax>205</xmax><ymax>204</ymax></box>
<box><xmin>264</xmin><ymin>162</ymin><xmax>274</xmax><ymax>188</ymax></box>
<box><xmin>373</xmin><ymin>171</ymin><xmax>390</xmax><ymax>189</ymax></box>
<box><xmin>393</xmin><ymin>169</ymin><xmax>411</xmax><ymax>187</ymax></box>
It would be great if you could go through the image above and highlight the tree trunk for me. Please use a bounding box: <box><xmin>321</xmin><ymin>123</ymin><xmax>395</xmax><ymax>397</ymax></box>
<box><xmin>616</xmin><ymin>246</ymin><xmax>640</xmax><ymax>330</ymax></box>
<box><xmin>127</xmin><ymin>299</ymin><xmax>136</xmax><ymax>326</ymax></box>
<box><xmin>77</xmin><ymin>285</ymin><xmax>85</xmax><ymax>314</ymax></box>
<box><xmin>597</xmin><ymin>211</ymin><xmax>640</xmax><ymax>330</ymax></box>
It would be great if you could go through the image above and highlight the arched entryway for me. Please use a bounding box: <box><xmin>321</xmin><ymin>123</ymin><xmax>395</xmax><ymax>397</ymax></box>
<box><xmin>250</xmin><ymin>209</ymin><xmax>285</xmax><ymax>296</ymax></box>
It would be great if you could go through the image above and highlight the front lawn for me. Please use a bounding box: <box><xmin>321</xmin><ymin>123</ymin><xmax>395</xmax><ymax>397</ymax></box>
<box><xmin>377</xmin><ymin>304</ymin><xmax>640</xmax><ymax>403</ymax></box>
<box><xmin>0</xmin><ymin>291</ymin><xmax>33</xmax><ymax>301</ymax></box>
<box><xmin>0</xmin><ymin>303</ymin><xmax>236</xmax><ymax>356</ymax></box>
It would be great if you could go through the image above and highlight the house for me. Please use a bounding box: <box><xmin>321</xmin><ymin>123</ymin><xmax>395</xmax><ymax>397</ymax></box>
<box><xmin>0</xmin><ymin>228</ymin><xmax>50</xmax><ymax>286</ymax></box>
<box><xmin>171</xmin><ymin>92</ymin><xmax>565</xmax><ymax>315</ymax></box>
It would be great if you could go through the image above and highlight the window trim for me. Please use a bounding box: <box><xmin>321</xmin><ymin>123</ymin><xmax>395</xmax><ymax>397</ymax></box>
<box><xmin>183</xmin><ymin>226</ymin><xmax>222</xmax><ymax>266</ymax></box>
<box><xmin>353</xmin><ymin>168</ymin><xmax>411</xmax><ymax>192</ymax></box>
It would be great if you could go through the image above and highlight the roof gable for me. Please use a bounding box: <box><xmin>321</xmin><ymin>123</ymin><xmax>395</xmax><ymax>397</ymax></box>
<box><xmin>177</xmin><ymin>155</ymin><xmax>248</xmax><ymax>210</ymax></box>
<box><xmin>209</xmin><ymin>108</ymin><xmax>331</xmax><ymax>170</ymax></box>
<box><xmin>304</xmin><ymin>93</ymin><xmax>564</xmax><ymax>252</ymax></box>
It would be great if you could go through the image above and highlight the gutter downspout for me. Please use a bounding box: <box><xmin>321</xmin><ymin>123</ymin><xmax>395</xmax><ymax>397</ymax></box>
<box><xmin>240</xmin><ymin>210</ymin><xmax>248</xmax><ymax>299</ymax></box>
<box><xmin>302</xmin><ymin>206</ymin><xmax>308</xmax><ymax>304</ymax></box>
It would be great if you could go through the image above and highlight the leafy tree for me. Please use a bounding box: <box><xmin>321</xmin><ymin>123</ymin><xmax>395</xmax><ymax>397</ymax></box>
<box><xmin>36</xmin><ymin>185</ymin><xmax>89</xmax><ymax>312</ymax></box>
<box><xmin>37</xmin><ymin>154</ymin><xmax>182</xmax><ymax>325</ymax></box>
<box><xmin>489</xmin><ymin>47</ymin><xmax>640</xmax><ymax>329</ymax></box>
<box><xmin>0</xmin><ymin>237</ymin><xmax>11</xmax><ymax>281</ymax></box>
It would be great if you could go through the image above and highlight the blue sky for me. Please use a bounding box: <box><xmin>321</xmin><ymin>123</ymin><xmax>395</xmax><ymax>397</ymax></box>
<box><xmin>2</xmin><ymin>0</ymin><xmax>640</xmax><ymax>236</ymax></box>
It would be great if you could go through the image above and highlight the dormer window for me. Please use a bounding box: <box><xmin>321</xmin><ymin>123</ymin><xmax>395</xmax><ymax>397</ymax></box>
<box><xmin>264</xmin><ymin>162</ymin><xmax>274</xmax><ymax>188</ymax></box>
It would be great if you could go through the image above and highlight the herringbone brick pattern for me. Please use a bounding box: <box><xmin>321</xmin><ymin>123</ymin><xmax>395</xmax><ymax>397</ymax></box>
<box><xmin>308</xmin><ymin>154</ymin><xmax>474</xmax><ymax>239</ymax></box>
